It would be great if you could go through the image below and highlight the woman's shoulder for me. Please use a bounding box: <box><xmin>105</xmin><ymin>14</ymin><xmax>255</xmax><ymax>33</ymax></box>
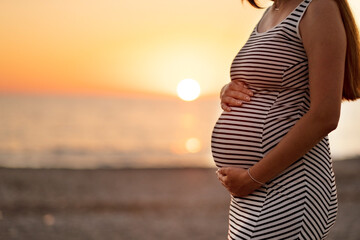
<box><xmin>300</xmin><ymin>0</ymin><xmax>345</xmax><ymax>42</ymax></box>
<box><xmin>304</xmin><ymin>0</ymin><xmax>342</xmax><ymax>23</ymax></box>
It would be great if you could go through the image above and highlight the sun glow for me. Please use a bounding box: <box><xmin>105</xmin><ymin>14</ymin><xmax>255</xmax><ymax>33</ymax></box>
<box><xmin>185</xmin><ymin>138</ymin><xmax>202</xmax><ymax>153</ymax></box>
<box><xmin>176</xmin><ymin>78</ymin><xmax>201</xmax><ymax>101</ymax></box>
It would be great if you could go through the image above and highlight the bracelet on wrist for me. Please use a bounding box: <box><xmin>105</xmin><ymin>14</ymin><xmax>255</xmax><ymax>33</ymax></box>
<box><xmin>247</xmin><ymin>168</ymin><xmax>265</xmax><ymax>185</ymax></box>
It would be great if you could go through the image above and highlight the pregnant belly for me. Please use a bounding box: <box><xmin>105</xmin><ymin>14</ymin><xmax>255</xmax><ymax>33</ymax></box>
<box><xmin>211</xmin><ymin>97</ymin><xmax>303</xmax><ymax>168</ymax></box>
<box><xmin>211</xmin><ymin>104</ymin><xmax>266</xmax><ymax>168</ymax></box>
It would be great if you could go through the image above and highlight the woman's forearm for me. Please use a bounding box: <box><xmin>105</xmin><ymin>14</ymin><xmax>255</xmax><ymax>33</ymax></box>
<box><xmin>249</xmin><ymin>110</ymin><xmax>339</xmax><ymax>184</ymax></box>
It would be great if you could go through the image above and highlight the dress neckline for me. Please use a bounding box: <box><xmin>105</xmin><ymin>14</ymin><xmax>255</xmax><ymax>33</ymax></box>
<box><xmin>255</xmin><ymin>0</ymin><xmax>305</xmax><ymax>35</ymax></box>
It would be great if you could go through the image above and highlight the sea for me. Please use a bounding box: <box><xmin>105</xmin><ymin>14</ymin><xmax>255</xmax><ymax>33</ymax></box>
<box><xmin>0</xmin><ymin>93</ymin><xmax>359</xmax><ymax>169</ymax></box>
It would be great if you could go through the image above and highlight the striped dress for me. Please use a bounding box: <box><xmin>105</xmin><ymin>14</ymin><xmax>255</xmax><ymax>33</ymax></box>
<box><xmin>210</xmin><ymin>0</ymin><xmax>338</xmax><ymax>239</ymax></box>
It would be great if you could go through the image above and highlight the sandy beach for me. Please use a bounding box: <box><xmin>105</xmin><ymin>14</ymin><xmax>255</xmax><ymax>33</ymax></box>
<box><xmin>0</xmin><ymin>158</ymin><xmax>359</xmax><ymax>240</ymax></box>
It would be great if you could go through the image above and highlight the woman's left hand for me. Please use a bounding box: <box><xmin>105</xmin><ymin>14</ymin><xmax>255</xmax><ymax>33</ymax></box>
<box><xmin>216</xmin><ymin>167</ymin><xmax>262</xmax><ymax>197</ymax></box>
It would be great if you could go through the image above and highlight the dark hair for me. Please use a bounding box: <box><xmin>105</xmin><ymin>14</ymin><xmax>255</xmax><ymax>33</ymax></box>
<box><xmin>242</xmin><ymin>0</ymin><xmax>360</xmax><ymax>100</ymax></box>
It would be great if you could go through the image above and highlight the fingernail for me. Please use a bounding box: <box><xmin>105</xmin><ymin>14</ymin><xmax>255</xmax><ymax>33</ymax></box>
<box><xmin>237</xmin><ymin>101</ymin><xmax>242</xmax><ymax>104</ymax></box>
<box><xmin>245</xmin><ymin>96</ymin><xmax>250</xmax><ymax>101</ymax></box>
<box><xmin>248</xmin><ymin>91</ymin><xmax>253</xmax><ymax>96</ymax></box>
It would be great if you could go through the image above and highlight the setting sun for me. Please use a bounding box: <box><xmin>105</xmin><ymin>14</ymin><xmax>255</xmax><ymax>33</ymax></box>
<box><xmin>185</xmin><ymin>137</ymin><xmax>202</xmax><ymax>153</ymax></box>
<box><xmin>176</xmin><ymin>78</ymin><xmax>201</xmax><ymax>101</ymax></box>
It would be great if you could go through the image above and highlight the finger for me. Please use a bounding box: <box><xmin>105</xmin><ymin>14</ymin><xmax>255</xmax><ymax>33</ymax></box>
<box><xmin>227</xmin><ymin>90</ymin><xmax>251</xmax><ymax>102</ymax></box>
<box><xmin>228</xmin><ymin>82</ymin><xmax>254</xmax><ymax>96</ymax></box>
<box><xmin>217</xmin><ymin>173</ymin><xmax>228</xmax><ymax>187</ymax></box>
<box><xmin>217</xmin><ymin>171</ymin><xmax>227</xmax><ymax>180</ymax></box>
<box><xmin>221</xmin><ymin>102</ymin><xmax>232</xmax><ymax>112</ymax></box>
<box><xmin>230</xmin><ymin>85</ymin><xmax>254</xmax><ymax>96</ymax></box>
<box><xmin>222</xmin><ymin>96</ymin><xmax>243</xmax><ymax>107</ymax></box>
<box><xmin>233</xmin><ymin>80</ymin><xmax>247</xmax><ymax>88</ymax></box>
<box><xmin>232</xmin><ymin>80</ymin><xmax>250</xmax><ymax>91</ymax></box>
<box><xmin>229</xmin><ymin>80</ymin><xmax>247</xmax><ymax>89</ymax></box>
<box><xmin>218</xmin><ymin>167</ymin><xmax>230</xmax><ymax>176</ymax></box>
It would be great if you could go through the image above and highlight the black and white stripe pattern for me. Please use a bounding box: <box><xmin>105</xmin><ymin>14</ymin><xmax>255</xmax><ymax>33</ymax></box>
<box><xmin>211</xmin><ymin>0</ymin><xmax>338</xmax><ymax>239</ymax></box>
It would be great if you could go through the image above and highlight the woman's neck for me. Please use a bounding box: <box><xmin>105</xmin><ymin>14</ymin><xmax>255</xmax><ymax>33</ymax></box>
<box><xmin>273</xmin><ymin>0</ymin><xmax>284</xmax><ymax>11</ymax></box>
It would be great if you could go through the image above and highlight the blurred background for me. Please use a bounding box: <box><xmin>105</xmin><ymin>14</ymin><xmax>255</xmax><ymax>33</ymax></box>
<box><xmin>0</xmin><ymin>0</ymin><xmax>359</xmax><ymax>239</ymax></box>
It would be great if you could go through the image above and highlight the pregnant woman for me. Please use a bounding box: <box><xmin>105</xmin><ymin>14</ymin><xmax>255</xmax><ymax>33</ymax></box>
<box><xmin>211</xmin><ymin>0</ymin><xmax>360</xmax><ymax>239</ymax></box>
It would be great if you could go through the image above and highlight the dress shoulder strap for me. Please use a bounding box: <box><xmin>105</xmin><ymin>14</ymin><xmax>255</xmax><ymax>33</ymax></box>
<box><xmin>294</xmin><ymin>0</ymin><xmax>313</xmax><ymax>40</ymax></box>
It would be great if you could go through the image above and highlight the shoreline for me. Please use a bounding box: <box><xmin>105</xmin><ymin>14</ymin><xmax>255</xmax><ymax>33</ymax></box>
<box><xmin>0</xmin><ymin>155</ymin><xmax>359</xmax><ymax>171</ymax></box>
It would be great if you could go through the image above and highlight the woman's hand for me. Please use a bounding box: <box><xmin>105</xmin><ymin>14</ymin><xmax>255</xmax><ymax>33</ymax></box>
<box><xmin>220</xmin><ymin>80</ymin><xmax>254</xmax><ymax>112</ymax></box>
<box><xmin>216</xmin><ymin>167</ymin><xmax>262</xmax><ymax>197</ymax></box>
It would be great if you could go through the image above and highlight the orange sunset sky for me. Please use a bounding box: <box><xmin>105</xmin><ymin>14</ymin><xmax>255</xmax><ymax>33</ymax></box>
<box><xmin>1</xmin><ymin>0</ymin><xmax>360</xmax><ymax>98</ymax></box>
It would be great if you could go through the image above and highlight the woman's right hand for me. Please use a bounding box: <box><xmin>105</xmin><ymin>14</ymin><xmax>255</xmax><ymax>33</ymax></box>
<box><xmin>220</xmin><ymin>80</ymin><xmax>254</xmax><ymax>112</ymax></box>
